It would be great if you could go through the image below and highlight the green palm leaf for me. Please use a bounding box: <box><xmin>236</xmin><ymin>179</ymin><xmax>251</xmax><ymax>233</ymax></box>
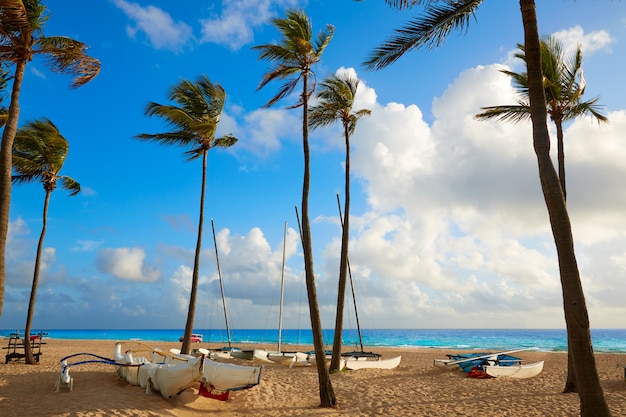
<box><xmin>364</xmin><ymin>0</ymin><xmax>484</xmax><ymax>70</ymax></box>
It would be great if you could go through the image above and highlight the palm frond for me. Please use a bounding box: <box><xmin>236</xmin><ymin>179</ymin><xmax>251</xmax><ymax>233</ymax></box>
<box><xmin>382</xmin><ymin>0</ymin><xmax>426</xmax><ymax>10</ymax></box>
<box><xmin>134</xmin><ymin>130</ymin><xmax>197</xmax><ymax>147</ymax></box>
<box><xmin>35</xmin><ymin>36</ymin><xmax>101</xmax><ymax>87</ymax></box>
<box><xmin>213</xmin><ymin>134</ymin><xmax>238</xmax><ymax>149</ymax></box>
<box><xmin>364</xmin><ymin>0</ymin><xmax>484</xmax><ymax>70</ymax></box>
<box><xmin>0</xmin><ymin>1</ymin><xmax>32</xmax><ymax>37</ymax></box>
<box><xmin>59</xmin><ymin>175</ymin><xmax>80</xmax><ymax>196</ymax></box>
<box><xmin>475</xmin><ymin>104</ymin><xmax>530</xmax><ymax>123</ymax></box>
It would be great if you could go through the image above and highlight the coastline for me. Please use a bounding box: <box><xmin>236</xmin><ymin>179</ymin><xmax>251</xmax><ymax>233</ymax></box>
<box><xmin>5</xmin><ymin>328</ymin><xmax>626</xmax><ymax>353</ymax></box>
<box><xmin>1</xmin><ymin>339</ymin><xmax>625</xmax><ymax>416</ymax></box>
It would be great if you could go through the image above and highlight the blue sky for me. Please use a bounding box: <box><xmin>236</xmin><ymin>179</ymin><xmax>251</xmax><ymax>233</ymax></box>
<box><xmin>2</xmin><ymin>0</ymin><xmax>626</xmax><ymax>332</ymax></box>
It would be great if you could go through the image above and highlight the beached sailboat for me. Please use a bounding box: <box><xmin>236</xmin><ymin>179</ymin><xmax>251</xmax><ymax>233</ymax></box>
<box><xmin>433</xmin><ymin>348</ymin><xmax>543</xmax><ymax>379</ymax></box>
<box><xmin>208</xmin><ymin>220</ymin><xmax>269</xmax><ymax>362</ymax></box>
<box><xmin>264</xmin><ymin>222</ymin><xmax>310</xmax><ymax>367</ymax></box>
<box><xmin>336</xmin><ymin>194</ymin><xmax>401</xmax><ymax>371</ymax></box>
<box><xmin>484</xmin><ymin>360</ymin><xmax>544</xmax><ymax>378</ymax></box>
<box><xmin>113</xmin><ymin>341</ymin><xmax>262</xmax><ymax>398</ymax></box>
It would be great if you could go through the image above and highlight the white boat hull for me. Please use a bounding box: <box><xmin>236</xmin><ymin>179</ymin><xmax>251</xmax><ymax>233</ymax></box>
<box><xmin>114</xmin><ymin>342</ymin><xmax>262</xmax><ymax>397</ymax></box>
<box><xmin>148</xmin><ymin>356</ymin><xmax>204</xmax><ymax>398</ymax></box>
<box><xmin>202</xmin><ymin>359</ymin><xmax>262</xmax><ymax>391</ymax></box>
<box><xmin>267</xmin><ymin>351</ymin><xmax>311</xmax><ymax>367</ymax></box>
<box><xmin>345</xmin><ymin>355</ymin><xmax>401</xmax><ymax>370</ymax></box>
<box><xmin>230</xmin><ymin>348</ymin><xmax>272</xmax><ymax>362</ymax></box>
<box><xmin>306</xmin><ymin>354</ymin><xmax>346</xmax><ymax>370</ymax></box>
<box><xmin>433</xmin><ymin>358</ymin><xmax>459</xmax><ymax>371</ymax></box>
<box><xmin>484</xmin><ymin>361</ymin><xmax>544</xmax><ymax>379</ymax></box>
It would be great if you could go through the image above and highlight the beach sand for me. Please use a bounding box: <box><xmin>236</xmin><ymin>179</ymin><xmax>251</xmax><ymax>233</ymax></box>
<box><xmin>1</xmin><ymin>339</ymin><xmax>625</xmax><ymax>416</ymax></box>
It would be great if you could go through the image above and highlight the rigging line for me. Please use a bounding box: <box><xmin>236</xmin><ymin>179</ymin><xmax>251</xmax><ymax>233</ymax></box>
<box><xmin>337</xmin><ymin>192</ymin><xmax>364</xmax><ymax>353</ymax></box>
<box><xmin>211</xmin><ymin>218</ymin><xmax>232</xmax><ymax>348</ymax></box>
<box><xmin>278</xmin><ymin>221</ymin><xmax>287</xmax><ymax>353</ymax></box>
<box><xmin>294</xmin><ymin>205</ymin><xmax>305</xmax><ymax>346</ymax></box>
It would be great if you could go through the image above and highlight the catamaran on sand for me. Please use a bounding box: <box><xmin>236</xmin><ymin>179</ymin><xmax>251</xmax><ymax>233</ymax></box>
<box><xmin>434</xmin><ymin>348</ymin><xmax>544</xmax><ymax>379</ymax></box>
<box><xmin>55</xmin><ymin>341</ymin><xmax>262</xmax><ymax>401</ymax></box>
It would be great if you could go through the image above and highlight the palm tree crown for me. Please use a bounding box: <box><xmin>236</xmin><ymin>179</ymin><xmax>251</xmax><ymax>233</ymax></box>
<box><xmin>475</xmin><ymin>36</ymin><xmax>608</xmax><ymax>199</ymax></box>
<box><xmin>309</xmin><ymin>74</ymin><xmax>371</xmax><ymax>134</ymax></box>
<box><xmin>475</xmin><ymin>36</ymin><xmax>607</xmax><ymax>126</ymax></box>
<box><xmin>253</xmin><ymin>9</ymin><xmax>334</xmax><ymax>108</ymax></box>
<box><xmin>0</xmin><ymin>1</ymin><xmax>100</xmax><ymax>88</ymax></box>
<box><xmin>136</xmin><ymin>74</ymin><xmax>237</xmax><ymax>156</ymax></box>
<box><xmin>12</xmin><ymin>118</ymin><xmax>80</xmax><ymax>194</ymax></box>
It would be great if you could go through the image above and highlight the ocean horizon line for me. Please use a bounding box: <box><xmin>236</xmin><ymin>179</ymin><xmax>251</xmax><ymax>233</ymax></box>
<box><xmin>3</xmin><ymin>328</ymin><xmax>625</xmax><ymax>353</ymax></box>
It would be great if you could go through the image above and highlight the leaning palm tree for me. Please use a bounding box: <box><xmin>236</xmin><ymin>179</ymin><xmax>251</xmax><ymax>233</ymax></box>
<box><xmin>476</xmin><ymin>36</ymin><xmax>608</xmax><ymax>201</ymax></box>
<box><xmin>0</xmin><ymin>0</ymin><xmax>100</xmax><ymax>316</ymax></box>
<box><xmin>309</xmin><ymin>73</ymin><xmax>370</xmax><ymax>372</ymax></box>
<box><xmin>475</xmin><ymin>36</ymin><xmax>608</xmax><ymax>394</ymax></box>
<box><xmin>12</xmin><ymin>118</ymin><xmax>80</xmax><ymax>364</ymax></box>
<box><xmin>363</xmin><ymin>1</ymin><xmax>610</xmax><ymax>415</ymax></box>
<box><xmin>253</xmin><ymin>9</ymin><xmax>337</xmax><ymax>407</ymax></box>
<box><xmin>136</xmin><ymin>75</ymin><xmax>237</xmax><ymax>355</ymax></box>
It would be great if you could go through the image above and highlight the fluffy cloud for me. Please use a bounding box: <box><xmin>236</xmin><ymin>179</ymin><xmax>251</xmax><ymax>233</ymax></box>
<box><xmin>112</xmin><ymin>0</ymin><xmax>193</xmax><ymax>52</ymax></box>
<box><xmin>96</xmin><ymin>247</ymin><xmax>161</xmax><ymax>282</ymax></box>
<box><xmin>199</xmin><ymin>0</ymin><xmax>300</xmax><ymax>50</ymax></box>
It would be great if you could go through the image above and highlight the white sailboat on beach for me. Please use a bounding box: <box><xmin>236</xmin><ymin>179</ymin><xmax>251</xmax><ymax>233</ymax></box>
<box><xmin>209</xmin><ymin>219</ymin><xmax>269</xmax><ymax>362</ymax></box>
<box><xmin>113</xmin><ymin>341</ymin><xmax>262</xmax><ymax>399</ymax></box>
<box><xmin>265</xmin><ymin>222</ymin><xmax>311</xmax><ymax>367</ymax></box>
<box><xmin>335</xmin><ymin>194</ymin><xmax>400</xmax><ymax>370</ymax></box>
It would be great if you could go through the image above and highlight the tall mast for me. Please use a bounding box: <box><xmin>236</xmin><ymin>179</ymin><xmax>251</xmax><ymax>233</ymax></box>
<box><xmin>278</xmin><ymin>221</ymin><xmax>287</xmax><ymax>352</ymax></box>
<box><xmin>337</xmin><ymin>193</ymin><xmax>364</xmax><ymax>352</ymax></box>
<box><xmin>211</xmin><ymin>219</ymin><xmax>232</xmax><ymax>348</ymax></box>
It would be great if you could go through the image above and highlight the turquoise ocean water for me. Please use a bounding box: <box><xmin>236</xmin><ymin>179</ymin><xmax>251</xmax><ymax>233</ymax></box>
<box><xmin>2</xmin><ymin>328</ymin><xmax>625</xmax><ymax>353</ymax></box>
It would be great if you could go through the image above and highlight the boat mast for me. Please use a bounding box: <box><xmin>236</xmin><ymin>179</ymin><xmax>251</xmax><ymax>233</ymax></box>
<box><xmin>211</xmin><ymin>219</ymin><xmax>232</xmax><ymax>348</ymax></box>
<box><xmin>337</xmin><ymin>193</ymin><xmax>364</xmax><ymax>353</ymax></box>
<box><xmin>278</xmin><ymin>221</ymin><xmax>287</xmax><ymax>353</ymax></box>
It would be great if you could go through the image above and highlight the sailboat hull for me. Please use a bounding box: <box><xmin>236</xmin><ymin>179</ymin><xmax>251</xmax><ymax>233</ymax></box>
<box><xmin>345</xmin><ymin>355</ymin><xmax>402</xmax><ymax>370</ymax></box>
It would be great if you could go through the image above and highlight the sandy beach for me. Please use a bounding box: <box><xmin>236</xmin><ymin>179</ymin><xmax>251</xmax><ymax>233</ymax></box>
<box><xmin>1</xmin><ymin>339</ymin><xmax>625</xmax><ymax>416</ymax></box>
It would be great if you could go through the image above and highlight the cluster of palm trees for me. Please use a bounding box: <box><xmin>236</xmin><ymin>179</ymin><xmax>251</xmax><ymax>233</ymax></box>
<box><xmin>0</xmin><ymin>0</ymin><xmax>100</xmax><ymax>364</ymax></box>
<box><xmin>0</xmin><ymin>1</ymin><xmax>613</xmax><ymax>415</ymax></box>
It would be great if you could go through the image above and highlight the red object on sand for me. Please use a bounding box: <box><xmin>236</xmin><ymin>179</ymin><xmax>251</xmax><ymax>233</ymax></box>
<box><xmin>466</xmin><ymin>367</ymin><xmax>493</xmax><ymax>379</ymax></box>
<box><xmin>198</xmin><ymin>382</ymin><xmax>230</xmax><ymax>401</ymax></box>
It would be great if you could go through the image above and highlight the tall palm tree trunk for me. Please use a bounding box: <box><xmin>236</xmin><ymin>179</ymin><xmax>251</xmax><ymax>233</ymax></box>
<box><xmin>330</xmin><ymin>126</ymin><xmax>351</xmax><ymax>372</ymax></box>
<box><xmin>556</xmin><ymin>121</ymin><xmax>567</xmax><ymax>201</ymax></box>
<box><xmin>182</xmin><ymin>150</ymin><xmax>208</xmax><ymax>354</ymax></box>
<box><xmin>520</xmin><ymin>1</ymin><xmax>610</xmax><ymax>415</ymax></box>
<box><xmin>23</xmin><ymin>190</ymin><xmax>51</xmax><ymax>364</ymax></box>
<box><xmin>0</xmin><ymin>60</ymin><xmax>26</xmax><ymax>317</ymax></box>
<box><xmin>301</xmin><ymin>74</ymin><xmax>337</xmax><ymax>407</ymax></box>
<box><xmin>555</xmin><ymin>117</ymin><xmax>577</xmax><ymax>393</ymax></box>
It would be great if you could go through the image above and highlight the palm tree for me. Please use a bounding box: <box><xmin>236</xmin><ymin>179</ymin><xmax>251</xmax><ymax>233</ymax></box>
<box><xmin>0</xmin><ymin>0</ymin><xmax>100</xmax><ymax>316</ymax></box>
<box><xmin>363</xmin><ymin>1</ymin><xmax>610</xmax><ymax>415</ymax></box>
<box><xmin>476</xmin><ymin>36</ymin><xmax>608</xmax><ymax>394</ymax></box>
<box><xmin>253</xmin><ymin>9</ymin><xmax>337</xmax><ymax>407</ymax></box>
<box><xmin>12</xmin><ymin>118</ymin><xmax>80</xmax><ymax>364</ymax></box>
<box><xmin>476</xmin><ymin>36</ymin><xmax>608</xmax><ymax>201</ymax></box>
<box><xmin>309</xmin><ymin>73</ymin><xmax>370</xmax><ymax>372</ymax></box>
<box><xmin>135</xmin><ymin>75</ymin><xmax>237</xmax><ymax>355</ymax></box>
<box><xmin>0</xmin><ymin>63</ymin><xmax>11</xmax><ymax>127</ymax></box>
